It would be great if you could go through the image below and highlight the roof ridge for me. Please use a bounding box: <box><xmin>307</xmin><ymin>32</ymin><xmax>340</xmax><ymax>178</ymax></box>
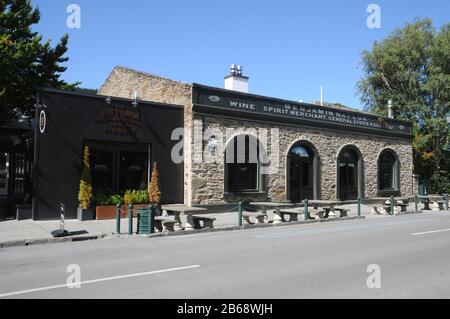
<box><xmin>112</xmin><ymin>66</ymin><xmax>191</xmax><ymax>86</ymax></box>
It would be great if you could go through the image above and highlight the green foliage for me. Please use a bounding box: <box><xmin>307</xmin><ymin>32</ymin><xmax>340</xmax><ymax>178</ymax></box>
<box><xmin>430</xmin><ymin>170</ymin><xmax>450</xmax><ymax>194</ymax></box>
<box><xmin>78</xmin><ymin>146</ymin><xmax>93</xmax><ymax>209</ymax></box>
<box><xmin>358</xmin><ymin>18</ymin><xmax>450</xmax><ymax>189</ymax></box>
<box><xmin>0</xmin><ymin>0</ymin><xmax>79</xmax><ymax>123</ymax></box>
<box><xmin>123</xmin><ymin>190</ymin><xmax>149</xmax><ymax>205</ymax></box>
<box><xmin>94</xmin><ymin>193</ymin><xmax>123</xmax><ymax>206</ymax></box>
<box><xmin>109</xmin><ymin>194</ymin><xmax>124</xmax><ymax>205</ymax></box>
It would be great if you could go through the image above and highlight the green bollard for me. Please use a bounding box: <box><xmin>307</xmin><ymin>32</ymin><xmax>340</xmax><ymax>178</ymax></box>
<box><xmin>415</xmin><ymin>195</ymin><xmax>419</xmax><ymax>212</ymax></box>
<box><xmin>148</xmin><ymin>205</ymin><xmax>153</xmax><ymax>235</ymax></box>
<box><xmin>116</xmin><ymin>203</ymin><xmax>121</xmax><ymax>234</ymax></box>
<box><xmin>390</xmin><ymin>196</ymin><xmax>395</xmax><ymax>216</ymax></box>
<box><xmin>238</xmin><ymin>202</ymin><xmax>243</xmax><ymax>227</ymax></box>
<box><xmin>128</xmin><ymin>204</ymin><xmax>133</xmax><ymax>235</ymax></box>
<box><xmin>357</xmin><ymin>197</ymin><xmax>362</xmax><ymax>218</ymax></box>
<box><xmin>445</xmin><ymin>194</ymin><xmax>449</xmax><ymax>210</ymax></box>
<box><xmin>304</xmin><ymin>199</ymin><xmax>309</xmax><ymax>221</ymax></box>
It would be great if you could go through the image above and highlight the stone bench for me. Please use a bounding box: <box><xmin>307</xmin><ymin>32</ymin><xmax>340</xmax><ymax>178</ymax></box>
<box><xmin>320</xmin><ymin>207</ymin><xmax>350</xmax><ymax>219</ymax></box>
<box><xmin>280</xmin><ymin>210</ymin><xmax>304</xmax><ymax>222</ymax></box>
<box><xmin>154</xmin><ymin>216</ymin><xmax>177</xmax><ymax>232</ymax></box>
<box><xmin>192</xmin><ymin>215</ymin><xmax>216</xmax><ymax>229</ymax></box>
<box><xmin>431</xmin><ymin>201</ymin><xmax>445</xmax><ymax>211</ymax></box>
<box><xmin>242</xmin><ymin>212</ymin><xmax>266</xmax><ymax>225</ymax></box>
<box><xmin>335</xmin><ymin>207</ymin><xmax>350</xmax><ymax>218</ymax></box>
<box><xmin>369</xmin><ymin>204</ymin><xmax>391</xmax><ymax>215</ymax></box>
<box><xmin>394</xmin><ymin>204</ymin><xmax>409</xmax><ymax>214</ymax></box>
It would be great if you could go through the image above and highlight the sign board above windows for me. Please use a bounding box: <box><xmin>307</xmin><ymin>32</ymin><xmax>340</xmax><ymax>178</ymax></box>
<box><xmin>193</xmin><ymin>84</ymin><xmax>413</xmax><ymax>139</ymax></box>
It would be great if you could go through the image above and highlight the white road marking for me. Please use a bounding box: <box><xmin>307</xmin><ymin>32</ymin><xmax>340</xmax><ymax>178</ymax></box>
<box><xmin>0</xmin><ymin>264</ymin><xmax>200</xmax><ymax>298</ymax></box>
<box><xmin>412</xmin><ymin>228</ymin><xmax>450</xmax><ymax>236</ymax></box>
<box><xmin>255</xmin><ymin>218</ymin><xmax>436</xmax><ymax>239</ymax></box>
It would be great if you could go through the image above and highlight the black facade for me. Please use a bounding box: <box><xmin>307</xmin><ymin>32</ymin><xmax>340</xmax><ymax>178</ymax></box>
<box><xmin>33</xmin><ymin>89</ymin><xmax>184</xmax><ymax>220</ymax></box>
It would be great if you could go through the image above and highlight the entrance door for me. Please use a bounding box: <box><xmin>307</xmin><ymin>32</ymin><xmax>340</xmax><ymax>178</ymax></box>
<box><xmin>338</xmin><ymin>150</ymin><xmax>358</xmax><ymax>200</ymax></box>
<box><xmin>289</xmin><ymin>146</ymin><xmax>313</xmax><ymax>202</ymax></box>
<box><xmin>87</xmin><ymin>141</ymin><xmax>150</xmax><ymax>193</ymax></box>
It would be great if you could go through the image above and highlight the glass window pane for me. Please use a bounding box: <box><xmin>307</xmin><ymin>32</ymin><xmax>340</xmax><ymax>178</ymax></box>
<box><xmin>302</xmin><ymin>162</ymin><xmax>311</xmax><ymax>187</ymax></box>
<box><xmin>90</xmin><ymin>148</ymin><xmax>114</xmax><ymax>192</ymax></box>
<box><xmin>119</xmin><ymin>151</ymin><xmax>148</xmax><ymax>191</ymax></box>
<box><xmin>291</xmin><ymin>147</ymin><xmax>310</xmax><ymax>158</ymax></box>
<box><xmin>0</xmin><ymin>153</ymin><xmax>9</xmax><ymax>196</ymax></box>
<box><xmin>226</xmin><ymin>135</ymin><xmax>259</xmax><ymax>192</ymax></box>
<box><xmin>379</xmin><ymin>151</ymin><xmax>396</xmax><ymax>190</ymax></box>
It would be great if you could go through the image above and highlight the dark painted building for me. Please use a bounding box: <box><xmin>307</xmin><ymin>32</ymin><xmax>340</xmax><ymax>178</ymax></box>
<box><xmin>32</xmin><ymin>88</ymin><xmax>184</xmax><ymax>220</ymax></box>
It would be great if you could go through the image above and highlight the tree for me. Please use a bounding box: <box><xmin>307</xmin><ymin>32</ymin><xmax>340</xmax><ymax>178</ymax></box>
<box><xmin>358</xmin><ymin>18</ymin><xmax>450</xmax><ymax>192</ymax></box>
<box><xmin>148</xmin><ymin>163</ymin><xmax>161</xmax><ymax>206</ymax></box>
<box><xmin>0</xmin><ymin>0</ymin><xmax>78</xmax><ymax>124</ymax></box>
<box><xmin>78</xmin><ymin>146</ymin><xmax>93</xmax><ymax>209</ymax></box>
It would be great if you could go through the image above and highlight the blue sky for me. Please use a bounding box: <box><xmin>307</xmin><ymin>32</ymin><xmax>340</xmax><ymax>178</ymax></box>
<box><xmin>31</xmin><ymin>0</ymin><xmax>449</xmax><ymax>110</ymax></box>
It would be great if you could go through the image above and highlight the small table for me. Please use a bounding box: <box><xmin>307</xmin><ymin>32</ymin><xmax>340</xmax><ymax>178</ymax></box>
<box><xmin>305</xmin><ymin>200</ymin><xmax>343</xmax><ymax>218</ymax></box>
<box><xmin>161</xmin><ymin>205</ymin><xmax>208</xmax><ymax>231</ymax></box>
<box><xmin>250</xmin><ymin>202</ymin><xmax>294</xmax><ymax>224</ymax></box>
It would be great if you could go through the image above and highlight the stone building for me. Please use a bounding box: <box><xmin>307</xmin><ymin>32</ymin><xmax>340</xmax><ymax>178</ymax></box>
<box><xmin>99</xmin><ymin>66</ymin><xmax>414</xmax><ymax>206</ymax></box>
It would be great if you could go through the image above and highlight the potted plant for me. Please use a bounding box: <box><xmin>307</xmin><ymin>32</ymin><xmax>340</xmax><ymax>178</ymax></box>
<box><xmin>148</xmin><ymin>162</ymin><xmax>162</xmax><ymax>216</ymax></box>
<box><xmin>95</xmin><ymin>193</ymin><xmax>125</xmax><ymax>220</ymax></box>
<box><xmin>77</xmin><ymin>146</ymin><xmax>95</xmax><ymax>221</ymax></box>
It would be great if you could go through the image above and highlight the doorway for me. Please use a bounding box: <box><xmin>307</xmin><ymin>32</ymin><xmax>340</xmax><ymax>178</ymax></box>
<box><xmin>337</xmin><ymin>147</ymin><xmax>361</xmax><ymax>201</ymax></box>
<box><xmin>86</xmin><ymin>141</ymin><xmax>151</xmax><ymax>194</ymax></box>
<box><xmin>288</xmin><ymin>144</ymin><xmax>315</xmax><ymax>202</ymax></box>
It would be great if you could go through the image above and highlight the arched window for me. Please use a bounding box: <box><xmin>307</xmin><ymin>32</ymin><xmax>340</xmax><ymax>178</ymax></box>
<box><xmin>378</xmin><ymin>149</ymin><xmax>399</xmax><ymax>193</ymax></box>
<box><xmin>225</xmin><ymin>135</ymin><xmax>265</xmax><ymax>193</ymax></box>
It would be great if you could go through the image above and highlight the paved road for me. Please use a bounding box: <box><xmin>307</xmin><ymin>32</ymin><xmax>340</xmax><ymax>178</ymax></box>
<box><xmin>1</xmin><ymin>212</ymin><xmax>450</xmax><ymax>299</ymax></box>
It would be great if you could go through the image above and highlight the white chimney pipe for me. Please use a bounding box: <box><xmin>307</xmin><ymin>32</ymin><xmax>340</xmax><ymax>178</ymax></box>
<box><xmin>388</xmin><ymin>100</ymin><xmax>393</xmax><ymax>118</ymax></box>
<box><xmin>225</xmin><ymin>64</ymin><xmax>249</xmax><ymax>93</ymax></box>
<box><xmin>320</xmin><ymin>85</ymin><xmax>323</xmax><ymax>106</ymax></box>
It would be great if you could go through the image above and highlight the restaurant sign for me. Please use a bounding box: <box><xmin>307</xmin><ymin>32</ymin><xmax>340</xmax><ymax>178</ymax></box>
<box><xmin>96</xmin><ymin>106</ymin><xmax>142</xmax><ymax>136</ymax></box>
<box><xmin>195</xmin><ymin>88</ymin><xmax>412</xmax><ymax>137</ymax></box>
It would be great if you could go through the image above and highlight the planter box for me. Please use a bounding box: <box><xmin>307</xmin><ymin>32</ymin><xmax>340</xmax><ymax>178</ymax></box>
<box><xmin>95</xmin><ymin>204</ymin><xmax>150</xmax><ymax>220</ymax></box>
<box><xmin>77</xmin><ymin>207</ymin><xmax>95</xmax><ymax>221</ymax></box>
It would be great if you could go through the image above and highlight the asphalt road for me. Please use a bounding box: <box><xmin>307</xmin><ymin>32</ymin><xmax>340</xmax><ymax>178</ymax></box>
<box><xmin>1</xmin><ymin>211</ymin><xmax>450</xmax><ymax>299</ymax></box>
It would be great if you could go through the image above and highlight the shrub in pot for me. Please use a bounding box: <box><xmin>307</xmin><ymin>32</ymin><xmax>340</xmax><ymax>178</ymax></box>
<box><xmin>148</xmin><ymin>162</ymin><xmax>162</xmax><ymax>216</ymax></box>
<box><xmin>77</xmin><ymin>146</ymin><xmax>95</xmax><ymax>221</ymax></box>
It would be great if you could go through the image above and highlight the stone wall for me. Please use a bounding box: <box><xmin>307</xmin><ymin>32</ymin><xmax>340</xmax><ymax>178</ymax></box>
<box><xmin>191</xmin><ymin>115</ymin><xmax>414</xmax><ymax>205</ymax></box>
<box><xmin>98</xmin><ymin>66</ymin><xmax>414</xmax><ymax>206</ymax></box>
<box><xmin>99</xmin><ymin>66</ymin><xmax>193</xmax><ymax>204</ymax></box>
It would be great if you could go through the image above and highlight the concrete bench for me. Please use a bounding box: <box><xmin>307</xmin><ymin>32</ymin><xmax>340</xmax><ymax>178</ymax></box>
<box><xmin>369</xmin><ymin>204</ymin><xmax>391</xmax><ymax>215</ymax></box>
<box><xmin>431</xmin><ymin>201</ymin><xmax>445</xmax><ymax>211</ymax></box>
<box><xmin>280</xmin><ymin>210</ymin><xmax>303</xmax><ymax>222</ymax></box>
<box><xmin>242</xmin><ymin>212</ymin><xmax>266</xmax><ymax>225</ymax></box>
<box><xmin>320</xmin><ymin>207</ymin><xmax>350</xmax><ymax>218</ymax></box>
<box><xmin>336</xmin><ymin>208</ymin><xmax>349</xmax><ymax>218</ymax></box>
<box><xmin>394</xmin><ymin>204</ymin><xmax>409</xmax><ymax>214</ymax></box>
<box><xmin>192</xmin><ymin>215</ymin><xmax>216</xmax><ymax>229</ymax></box>
<box><xmin>154</xmin><ymin>216</ymin><xmax>177</xmax><ymax>232</ymax></box>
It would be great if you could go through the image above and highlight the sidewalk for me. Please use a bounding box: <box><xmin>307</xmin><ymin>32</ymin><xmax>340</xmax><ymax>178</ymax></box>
<box><xmin>0</xmin><ymin>203</ymin><xmax>424</xmax><ymax>248</ymax></box>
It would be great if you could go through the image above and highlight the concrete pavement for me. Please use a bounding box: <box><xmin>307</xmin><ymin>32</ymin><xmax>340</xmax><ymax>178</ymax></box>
<box><xmin>1</xmin><ymin>211</ymin><xmax>450</xmax><ymax>298</ymax></box>
<box><xmin>0</xmin><ymin>202</ymin><xmax>418</xmax><ymax>247</ymax></box>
